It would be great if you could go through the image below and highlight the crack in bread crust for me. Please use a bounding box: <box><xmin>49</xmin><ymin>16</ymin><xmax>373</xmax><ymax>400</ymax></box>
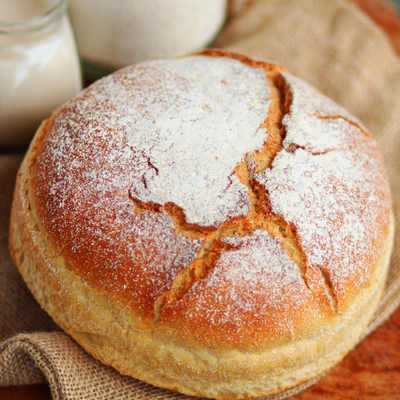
<box><xmin>316</xmin><ymin>115</ymin><xmax>371</xmax><ymax>138</ymax></box>
<box><xmin>251</xmin><ymin>71</ymin><xmax>292</xmax><ymax>174</ymax></box>
<box><xmin>123</xmin><ymin>58</ymin><xmax>340</xmax><ymax>325</ymax></box>
<box><xmin>285</xmin><ymin>143</ymin><xmax>338</xmax><ymax>155</ymax></box>
<box><xmin>317</xmin><ymin>265</ymin><xmax>338</xmax><ymax>312</ymax></box>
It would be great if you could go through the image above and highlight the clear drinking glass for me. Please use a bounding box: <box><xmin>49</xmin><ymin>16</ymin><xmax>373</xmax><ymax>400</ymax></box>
<box><xmin>0</xmin><ymin>0</ymin><xmax>82</xmax><ymax>148</ymax></box>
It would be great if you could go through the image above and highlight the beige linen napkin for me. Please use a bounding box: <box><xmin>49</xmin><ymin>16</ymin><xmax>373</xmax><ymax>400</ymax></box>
<box><xmin>1</xmin><ymin>0</ymin><xmax>400</xmax><ymax>398</ymax></box>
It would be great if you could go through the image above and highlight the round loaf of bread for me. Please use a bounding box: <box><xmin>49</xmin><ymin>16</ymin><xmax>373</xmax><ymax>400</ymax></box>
<box><xmin>10</xmin><ymin>50</ymin><xmax>394</xmax><ymax>399</ymax></box>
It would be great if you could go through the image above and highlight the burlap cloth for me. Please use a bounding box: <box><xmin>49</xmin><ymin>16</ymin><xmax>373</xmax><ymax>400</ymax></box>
<box><xmin>1</xmin><ymin>0</ymin><xmax>400</xmax><ymax>398</ymax></box>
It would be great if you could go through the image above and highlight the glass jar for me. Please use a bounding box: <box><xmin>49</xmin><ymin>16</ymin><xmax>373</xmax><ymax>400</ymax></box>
<box><xmin>68</xmin><ymin>0</ymin><xmax>227</xmax><ymax>81</ymax></box>
<box><xmin>0</xmin><ymin>0</ymin><xmax>82</xmax><ymax>148</ymax></box>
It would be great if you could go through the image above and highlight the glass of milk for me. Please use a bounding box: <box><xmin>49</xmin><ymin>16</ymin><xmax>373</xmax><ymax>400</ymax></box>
<box><xmin>0</xmin><ymin>0</ymin><xmax>82</xmax><ymax>148</ymax></box>
<box><xmin>68</xmin><ymin>0</ymin><xmax>227</xmax><ymax>81</ymax></box>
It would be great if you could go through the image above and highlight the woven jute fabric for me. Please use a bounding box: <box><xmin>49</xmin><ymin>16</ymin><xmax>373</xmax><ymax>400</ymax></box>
<box><xmin>1</xmin><ymin>0</ymin><xmax>400</xmax><ymax>399</ymax></box>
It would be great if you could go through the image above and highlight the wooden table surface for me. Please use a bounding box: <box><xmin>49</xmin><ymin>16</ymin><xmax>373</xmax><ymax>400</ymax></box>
<box><xmin>1</xmin><ymin>1</ymin><xmax>400</xmax><ymax>399</ymax></box>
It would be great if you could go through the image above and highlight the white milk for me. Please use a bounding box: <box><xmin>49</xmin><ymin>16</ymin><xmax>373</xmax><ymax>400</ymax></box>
<box><xmin>68</xmin><ymin>0</ymin><xmax>227</xmax><ymax>79</ymax></box>
<box><xmin>0</xmin><ymin>0</ymin><xmax>82</xmax><ymax>148</ymax></box>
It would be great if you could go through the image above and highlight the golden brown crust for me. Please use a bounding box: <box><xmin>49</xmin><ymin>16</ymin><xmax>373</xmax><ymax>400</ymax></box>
<box><xmin>9</xmin><ymin>50</ymin><xmax>394</xmax><ymax>398</ymax></box>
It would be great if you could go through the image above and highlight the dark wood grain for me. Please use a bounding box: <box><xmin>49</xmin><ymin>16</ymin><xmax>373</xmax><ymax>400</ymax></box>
<box><xmin>0</xmin><ymin>384</ymin><xmax>51</xmax><ymax>400</ymax></box>
<box><xmin>295</xmin><ymin>306</ymin><xmax>400</xmax><ymax>399</ymax></box>
<box><xmin>347</xmin><ymin>0</ymin><xmax>400</xmax><ymax>55</ymax></box>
